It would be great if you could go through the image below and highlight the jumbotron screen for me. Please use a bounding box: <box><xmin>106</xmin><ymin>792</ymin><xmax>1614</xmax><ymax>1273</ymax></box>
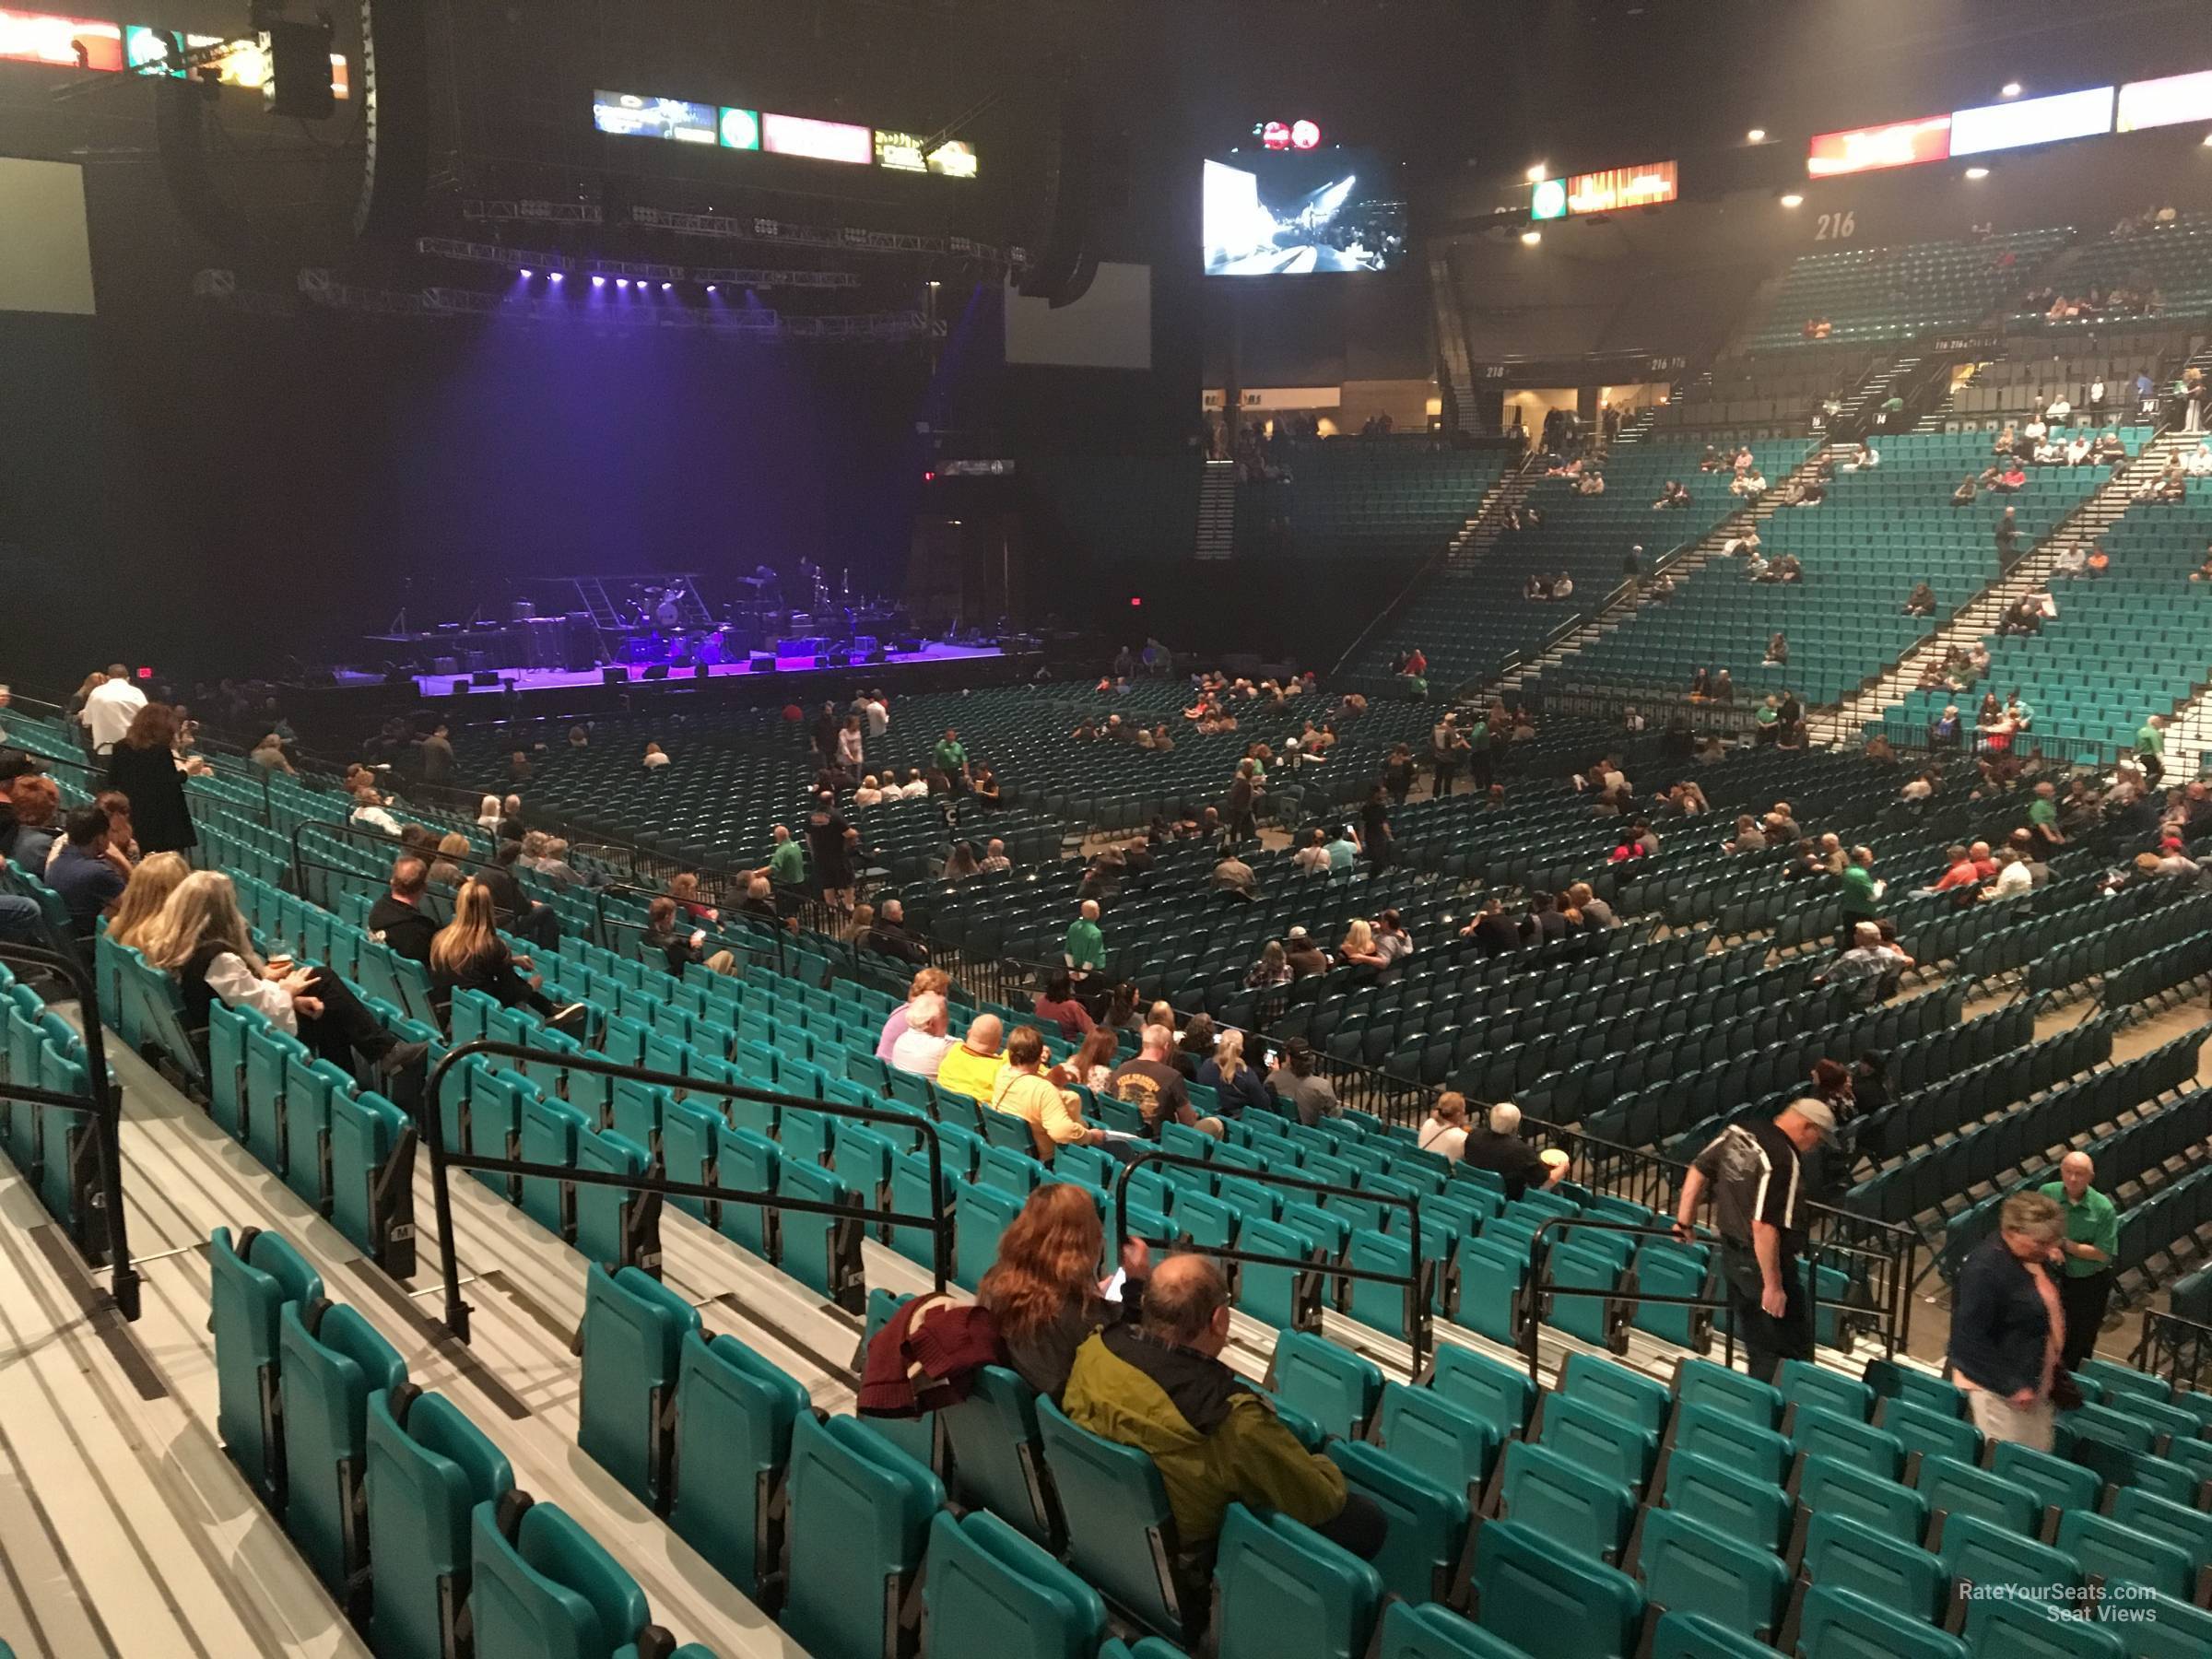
<box><xmin>1203</xmin><ymin>146</ymin><xmax>1407</xmax><ymax>276</ymax></box>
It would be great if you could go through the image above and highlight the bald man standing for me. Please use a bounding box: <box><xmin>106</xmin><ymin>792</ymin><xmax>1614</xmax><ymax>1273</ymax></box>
<box><xmin>2039</xmin><ymin>1152</ymin><xmax>2117</xmax><ymax>1371</ymax></box>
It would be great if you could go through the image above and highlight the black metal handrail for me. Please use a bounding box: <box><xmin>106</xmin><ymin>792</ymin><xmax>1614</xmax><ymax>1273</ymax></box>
<box><xmin>0</xmin><ymin>944</ymin><xmax>138</xmax><ymax>1320</ymax></box>
<box><xmin>1110</xmin><ymin>1147</ymin><xmax>1430</xmax><ymax>1373</ymax></box>
<box><xmin>1520</xmin><ymin>1214</ymin><xmax>1756</xmax><ymax>1388</ymax></box>
<box><xmin>423</xmin><ymin>1039</ymin><xmax>952</xmax><ymax>1341</ymax></box>
<box><xmin>1518</xmin><ymin>1114</ymin><xmax>1919</xmax><ymax>1357</ymax></box>
<box><xmin>2130</xmin><ymin>1307</ymin><xmax>2212</xmax><ymax>1390</ymax></box>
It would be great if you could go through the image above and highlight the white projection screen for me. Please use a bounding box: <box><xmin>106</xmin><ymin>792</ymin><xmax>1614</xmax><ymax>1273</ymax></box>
<box><xmin>0</xmin><ymin>158</ymin><xmax>96</xmax><ymax>314</ymax></box>
<box><xmin>1005</xmin><ymin>262</ymin><xmax>1152</xmax><ymax>370</ymax></box>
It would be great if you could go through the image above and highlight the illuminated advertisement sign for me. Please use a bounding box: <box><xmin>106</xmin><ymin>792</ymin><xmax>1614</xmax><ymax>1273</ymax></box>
<box><xmin>1949</xmin><ymin>85</ymin><xmax>2113</xmax><ymax>157</ymax></box>
<box><xmin>1806</xmin><ymin>115</ymin><xmax>1952</xmax><ymax>177</ymax></box>
<box><xmin>1567</xmin><ymin>159</ymin><xmax>1677</xmax><ymax>215</ymax></box>
<box><xmin>1529</xmin><ymin>178</ymin><xmax>1568</xmax><ymax>220</ymax></box>
<box><xmin>717</xmin><ymin>107</ymin><xmax>759</xmax><ymax>150</ymax></box>
<box><xmin>761</xmin><ymin>112</ymin><xmax>873</xmax><ymax>165</ymax></box>
<box><xmin>2118</xmin><ymin>69</ymin><xmax>2212</xmax><ymax>133</ymax></box>
<box><xmin>592</xmin><ymin>90</ymin><xmax>718</xmax><ymax>144</ymax></box>
<box><xmin>0</xmin><ymin>9</ymin><xmax>123</xmax><ymax>72</ymax></box>
<box><xmin>926</xmin><ymin>139</ymin><xmax>977</xmax><ymax>179</ymax></box>
<box><xmin>125</xmin><ymin>28</ymin><xmax>348</xmax><ymax>98</ymax></box>
<box><xmin>876</xmin><ymin>129</ymin><xmax>928</xmax><ymax>172</ymax></box>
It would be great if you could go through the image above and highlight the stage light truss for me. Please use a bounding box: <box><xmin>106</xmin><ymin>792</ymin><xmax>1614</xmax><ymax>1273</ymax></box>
<box><xmin>200</xmin><ymin>269</ymin><xmax>936</xmax><ymax>341</ymax></box>
<box><xmin>414</xmin><ymin>235</ymin><xmax>862</xmax><ymax>288</ymax></box>
<box><xmin>456</xmin><ymin>199</ymin><xmax>1018</xmax><ymax>270</ymax></box>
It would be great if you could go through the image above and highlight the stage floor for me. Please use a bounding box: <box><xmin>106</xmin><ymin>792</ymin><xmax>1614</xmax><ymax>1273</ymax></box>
<box><xmin>363</xmin><ymin>641</ymin><xmax>1006</xmax><ymax>697</ymax></box>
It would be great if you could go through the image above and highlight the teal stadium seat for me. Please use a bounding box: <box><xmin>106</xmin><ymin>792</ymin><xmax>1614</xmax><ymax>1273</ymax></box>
<box><xmin>782</xmin><ymin>1413</ymin><xmax>943</xmax><ymax>1659</ymax></box>
<box><xmin>467</xmin><ymin>1497</ymin><xmax>667</xmax><ymax>1659</ymax></box>
<box><xmin>276</xmin><ymin>1300</ymin><xmax>406</xmax><ymax>1604</ymax></box>
<box><xmin>1375</xmin><ymin>1600</ymin><xmax>1535</xmax><ymax>1659</ymax></box>
<box><xmin>1325</xmin><ymin>1440</ymin><xmax>1466</xmax><ymax>1605</ymax></box>
<box><xmin>1036</xmin><ymin>1394</ymin><xmax>1192</xmax><ymax>1641</ymax></box>
<box><xmin>209</xmin><ymin>1225</ymin><xmax>324</xmax><ymax>1506</ymax></box>
<box><xmin>1630</xmin><ymin>1505</ymin><xmax>1788</xmax><ymax>1640</ymax></box>
<box><xmin>577</xmin><ymin>1264</ymin><xmax>700</xmax><ymax>1510</ymax></box>
<box><xmin>941</xmin><ymin>1363</ymin><xmax>1062</xmax><ymax>1549</ymax></box>
<box><xmin>667</xmin><ymin>1330</ymin><xmax>808</xmax><ymax>1602</ymax></box>
<box><xmin>922</xmin><ymin>1510</ymin><xmax>1107</xmax><ymax>1659</ymax></box>
<box><xmin>1212</xmin><ymin>1504</ymin><xmax>1385</xmax><ymax>1659</ymax></box>
<box><xmin>1795</xmin><ymin>1583</ymin><xmax>1967</xmax><ymax>1659</ymax></box>
<box><xmin>1801</xmin><ymin>1511</ymin><xmax>1948</xmax><ymax>1625</ymax></box>
<box><xmin>365</xmin><ymin>1386</ymin><xmax>515</xmax><ymax>1659</ymax></box>
<box><xmin>1470</xmin><ymin>1517</ymin><xmax>1643</xmax><ymax>1659</ymax></box>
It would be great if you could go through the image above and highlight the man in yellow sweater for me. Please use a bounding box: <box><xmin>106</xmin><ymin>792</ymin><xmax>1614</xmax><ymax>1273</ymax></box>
<box><xmin>934</xmin><ymin>1012</ymin><xmax>1005</xmax><ymax>1106</ymax></box>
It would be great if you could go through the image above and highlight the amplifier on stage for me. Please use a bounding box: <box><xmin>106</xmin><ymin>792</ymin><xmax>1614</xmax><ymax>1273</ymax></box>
<box><xmin>521</xmin><ymin>617</ymin><xmax>569</xmax><ymax>669</ymax></box>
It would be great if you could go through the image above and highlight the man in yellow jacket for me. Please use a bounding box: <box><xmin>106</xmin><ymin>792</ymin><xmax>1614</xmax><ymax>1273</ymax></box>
<box><xmin>1063</xmin><ymin>1253</ymin><xmax>1384</xmax><ymax>1560</ymax></box>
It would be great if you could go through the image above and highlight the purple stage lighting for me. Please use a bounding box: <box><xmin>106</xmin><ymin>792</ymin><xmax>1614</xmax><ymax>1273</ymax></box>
<box><xmin>549</xmin><ymin>271</ymin><xmax>564</xmax><ymax>283</ymax></box>
<box><xmin>616</xmin><ymin>277</ymin><xmax>630</xmax><ymax>288</ymax></box>
<box><xmin>519</xmin><ymin>268</ymin><xmax>533</xmax><ymax>278</ymax></box>
<box><xmin>706</xmin><ymin>284</ymin><xmax>717</xmax><ymax>293</ymax></box>
<box><xmin>591</xmin><ymin>275</ymin><xmax>606</xmax><ymax>287</ymax></box>
<box><xmin>660</xmin><ymin>281</ymin><xmax>673</xmax><ymax>290</ymax></box>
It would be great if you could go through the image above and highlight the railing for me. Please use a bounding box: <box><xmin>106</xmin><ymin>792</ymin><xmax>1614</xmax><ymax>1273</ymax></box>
<box><xmin>0</xmin><ymin>945</ymin><xmax>139</xmax><ymax>1321</ymax></box>
<box><xmin>2131</xmin><ymin>1307</ymin><xmax>2212</xmax><ymax>1390</ymax></box>
<box><xmin>1521</xmin><ymin>1216</ymin><xmax>1737</xmax><ymax>1387</ymax></box>
<box><xmin>1111</xmin><ymin>1147</ymin><xmax>1431</xmax><ymax>1373</ymax></box>
<box><xmin>422</xmin><ymin>1041</ymin><xmax>953</xmax><ymax>1342</ymax></box>
<box><xmin>1519</xmin><ymin>1113</ymin><xmax>1918</xmax><ymax>1357</ymax></box>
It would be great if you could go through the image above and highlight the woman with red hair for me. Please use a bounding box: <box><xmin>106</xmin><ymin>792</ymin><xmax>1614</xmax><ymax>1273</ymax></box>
<box><xmin>977</xmin><ymin>1183</ymin><xmax>1150</xmax><ymax>1400</ymax></box>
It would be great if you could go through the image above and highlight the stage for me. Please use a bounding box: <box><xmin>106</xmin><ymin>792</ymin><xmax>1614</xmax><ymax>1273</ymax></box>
<box><xmin>353</xmin><ymin>639</ymin><xmax>1006</xmax><ymax>697</ymax></box>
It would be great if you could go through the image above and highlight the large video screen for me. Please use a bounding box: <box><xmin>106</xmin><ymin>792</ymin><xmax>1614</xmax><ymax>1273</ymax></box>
<box><xmin>2118</xmin><ymin>70</ymin><xmax>2212</xmax><ymax>134</ymax></box>
<box><xmin>1807</xmin><ymin>115</ymin><xmax>1952</xmax><ymax>177</ymax></box>
<box><xmin>1203</xmin><ymin>146</ymin><xmax>1406</xmax><ymax>276</ymax></box>
<box><xmin>0</xmin><ymin>9</ymin><xmax>123</xmax><ymax>71</ymax></box>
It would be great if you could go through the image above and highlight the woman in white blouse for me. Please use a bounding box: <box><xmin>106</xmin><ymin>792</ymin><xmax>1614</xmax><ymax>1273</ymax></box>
<box><xmin>1417</xmin><ymin>1090</ymin><xmax>1471</xmax><ymax>1161</ymax></box>
<box><xmin>140</xmin><ymin>872</ymin><xmax>425</xmax><ymax>1078</ymax></box>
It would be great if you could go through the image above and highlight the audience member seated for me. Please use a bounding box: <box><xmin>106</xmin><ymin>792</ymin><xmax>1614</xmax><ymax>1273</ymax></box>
<box><xmin>430</xmin><ymin>879</ymin><xmax>569</xmax><ymax>1025</ymax></box>
<box><xmin>367</xmin><ymin>855</ymin><xmax>439</xmax><ymax>964</ymax></box>
<box><xmin>976</xmin><ymin>1183</ymin><xmax>1149</xmax><ymax>1401</ymax></box>
<box><xmin>1108</xmin><ymin>1023</ymin><xmax>1223</xmax><ymax>1137</ymax></box>
<box><xmin>145</xmin><ymin>870</ymin><xmax>426</xmax><ymax>1078</ymax></box>
<box><xmin>1416</xmin><ymin>1090</ymin><xmax>1470</xmax><ymax>1161</ymax></box>
<box><xmin>1062</xmin><ymin>1254</ymin><xmax>1385</xmax><ymax>1570</ymax></box>
<box><xmin>1195</xmin><ymin>1029</ymin><xmax>1269</xmax><ymax>1119</ymax></box>
<box><xmin>1815</xmin><ymin>921</ymin><xmax>1915</xmax><ymax>1002</ymax></box>
<box><xmin>1462</xmin><ymin>1100</ymin><xmax>1566</xmax><ymax>1201</ymax></box>
<box><xmin>42</xmin><ymin>805</ymin><xmax>127</xmax><ymax>943</ymax></box>
<box><xmin>103</xmin><ymin>850</ymin><xmax>187</xmax><ymax>952</ymax></box>
<box><xmin>935</xmin><ymin>1013</ymin><xmax>1006</xmax><ymax>1106</ymax></box>
<box><xmin>889</xmin><ymin>992</ymin><xmax>956</xmax><ymax>1079</ymax></box>
<box><xmin>0</xmin><ymin>773</ymin><xmax>60</xmax><ymax>870</ymax></box>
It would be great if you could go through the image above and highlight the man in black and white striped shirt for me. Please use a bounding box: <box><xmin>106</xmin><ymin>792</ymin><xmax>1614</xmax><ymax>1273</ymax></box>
<box><xmin>1677</xmin><ymin>1099</ymin><xmax>1836</xmax><ymax>1382</ymax></box>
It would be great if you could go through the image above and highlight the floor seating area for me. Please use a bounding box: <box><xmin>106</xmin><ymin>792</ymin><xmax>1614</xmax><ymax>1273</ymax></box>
<box><xmin>1878</xmin><ymin>476</ymin><xmax>2212</xmax><ymax>762</ymax></box>
<box><xmin>1745</xmin><ymin>227</ymin><xmax>2075</xmax><ymax>353</ymax></box>
<box><xmin>1531</xmin><ymin>429</ymin><xmax>2140</xmax><ymax>710</ymax></box>
<box><xmin>1351</xmin><ymin>441</ymin><xmax>1805</xmax><ymax>693</ymax></box>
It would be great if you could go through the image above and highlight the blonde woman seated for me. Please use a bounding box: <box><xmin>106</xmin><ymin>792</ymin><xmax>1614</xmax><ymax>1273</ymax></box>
<box><xmin>1338</xmin><ymin>918</ymin><xmax>1391</xmax><ymax>971</ymax></box>
<box><xmin>104</xmin><ymin>851</ymin><xmax>191</xmax><ymax>951</ymax></box>
<box><xmin>429</xmin><ymin>830</ymin><xmax>472</xmax><ymax>888</ymax></box>
<box><xmin>852</xmin><ymin>773</ymin><xmax>886</xmax><ymax>808</ymax></box>
<box><xmin>142</xmin><ymin>871</ymin><xmax>425</xmax><ymax>1077</ymax></box>
<box><xmin>429</xmin><ymin>878</ymin><xmax>559</xmax><ymax>1020</ymax></box>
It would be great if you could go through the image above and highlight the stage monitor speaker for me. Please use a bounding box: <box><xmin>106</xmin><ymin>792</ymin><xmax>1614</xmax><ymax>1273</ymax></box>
<box><xmin>602</xmin><ymin>666</ymin><xmax>628</xmax><ymax>685</ymax></box>
<box><xmin>642</xmin><ymin>665</ymin><xmax>669</xmax><ymax>681</ymax></box>
<box><xmin>470</xmin><ymin>670</ymin><xmax>500</xmax><ymax>687</ymax></box>
<box><xmin>749</xmin><ymin>653</ymin><xmax>777</xmax><ymax>673</ymax></box>
<box><xmin>864</xmin><ymin>647</ymin><xmax>888</xmax><ymax>665</ymax></box>
<box><xmin>353</xmin><ymin>0</ymin><xmax>429</xmax><ymax>246</ymax></box>
<box><xmin>449</xmin><ymin>678</ymin><xmax>469</xmax><ymax>697</ymax></box>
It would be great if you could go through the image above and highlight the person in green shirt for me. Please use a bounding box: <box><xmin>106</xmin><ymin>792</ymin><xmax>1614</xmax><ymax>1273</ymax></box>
<box><xmin>1064</xmin><ymin>899</ymin><xmax>1105</xmax><ymax>976</ymax></box>
<box><xmin>2136</xmin><ymin>713</ymin><xmax>2166</xmax><ymax>786</ymax></box>
<box><xmin>1835</xmin><ymin>844</ymin><xmax>1878</xmax><ymax>952</ymax></box>
<box><xmin>934</xmin><ymin>727</ymin><xmax>971</xmax><ymax>792</ymax></box>
<box><xmin>2025</xmin><ymin>781</ymin><xmax>2064</xmax><ymax>848</ymax></box>
<box><xmin>762</xmin><ymin>822</ymin><xmax>806</xmax><ymax>888</ymax></box>
<box><xmin>2041</xmin><ymin>1151</ymin><xmax>2117</xmax><ymax>1372</ymax></box>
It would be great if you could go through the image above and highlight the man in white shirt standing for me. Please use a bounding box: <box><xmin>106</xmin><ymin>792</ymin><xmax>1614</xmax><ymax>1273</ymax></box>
<box><xmin>863</xmin><ymin>692</ymin><xmax>889</xmax><ymax>741</ymax></box>
<box><xmin>82</xmin><ymin>664</ymin><xmax>147</xmax><ymax>756</ymax></box>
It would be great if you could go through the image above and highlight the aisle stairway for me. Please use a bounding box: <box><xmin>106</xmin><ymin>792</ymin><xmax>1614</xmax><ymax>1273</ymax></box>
<box><xmin>1812</xmin><ymin>430</ymin><xmax>2193</xmax><ymax>747</ymax></box>
<box><xmin>1500</xmin><ymin>445</ymin><xmax>1832</xmax><ymax>702</ymax></box>
<box><xmin>1194</xmin><ymin>459</ymin><xmax>1236</xmax><ymax>560</ymax></box>
<box><xmin>1443</xmin><ymin>461</ymin><xmax>1533</xmax><ymax>571</ymax></box>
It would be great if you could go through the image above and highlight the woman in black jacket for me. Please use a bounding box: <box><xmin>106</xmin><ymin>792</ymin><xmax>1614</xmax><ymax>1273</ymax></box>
<box><xmin>105</xmin><ymin>702</ymin><xmax>196</xmax><ymax>856</ymax></box>
<box><xmin>1945</xmin><ymin>1191</ymin><xmax>2066</xmax><ymax>1450</ymax></box>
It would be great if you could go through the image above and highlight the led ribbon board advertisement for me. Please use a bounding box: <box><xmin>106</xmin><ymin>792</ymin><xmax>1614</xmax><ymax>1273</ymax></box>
<box><xmin>1566</xmin><ymin>160</ymin><xmax>1677</xmax><ymax>215</ymax></box>
<box><xmin>593</xmin><ymin>91</ymin><xmax>717</xmax><ymax>143</ymax></box>
<box><xmin>0</xmin><ymin>9</ymin><xmax>122</xmax><ymax>71</ymax></box>
<box><xmin>1806</xmin><ymin>116</ymin><xmax>1953</xmax><ymax>177</ymax></box>
<box><xmin>1948</xmin><ymin>85</ymin><xmax>2114</xmax><ymax>157</ymax></box>
<box><xmin>2117</xmin><ymin>69</ymin><xmax>2212</xmax><ymax>133</ymax></box>
<box><xmin>125</xmin><ymin>27</ymin><xmax>349</xmax><ymax>97</ymax></box>
<box><xmin>761</xmin><ymin>113</ymin><xmax>871</xmax><ymax>165</ymax></box>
